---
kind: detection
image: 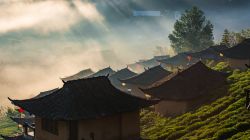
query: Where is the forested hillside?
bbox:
[141,69,250,140]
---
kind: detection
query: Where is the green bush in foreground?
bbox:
[0,117,21,140]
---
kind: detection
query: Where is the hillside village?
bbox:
[0,38,249,140]
[0,1,250,140]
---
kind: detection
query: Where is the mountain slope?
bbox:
[141,69,250,140]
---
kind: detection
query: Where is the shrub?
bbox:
[236,122,250,132]
[214,128,238,140]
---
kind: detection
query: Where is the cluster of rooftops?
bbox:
[2,38,249,140]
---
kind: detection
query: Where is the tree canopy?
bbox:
[169,7,214,53]
[221,29,230,47]
[221,28,250,47]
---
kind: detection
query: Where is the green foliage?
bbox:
[220,28,250,47]
[6,107,19,118]
[0,117,21,140]
[221,29,230,47]
[212,62,232,73]
[214,127,238,140]
[169,6,214,53]
[141,70,250,139]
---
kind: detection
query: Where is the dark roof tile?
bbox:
[120,65,171,87]
[9,77,158,120]
[142,62,227,101]
[109,68,137,89]
[190,45,228,60]
[222,38,250,59]
[33,88,59,99]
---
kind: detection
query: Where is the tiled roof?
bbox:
[222,38,250,59]
[142,62,227,101]
[9,76,158,120]
[120,65,171,87]
[190,45,228,60]
[109,68,137,89]
[33,88,59,99]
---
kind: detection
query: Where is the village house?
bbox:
[120,65,171,98]
[142,62,227,117]
[221,38,250,70]
[9,76,158,140]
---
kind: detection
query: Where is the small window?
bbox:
[41,119,58,135]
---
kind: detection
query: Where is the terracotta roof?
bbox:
[109,68,137,89]
[61,69,94,82]
[33,88,59,99]
[190,45,228,60]
[222,38,250,59]
[120,65,171,87]
[158,52,199,66]
[87,67,115,78]
[0,135,33,140]
[142,62,227,101]
[9,76,158,120]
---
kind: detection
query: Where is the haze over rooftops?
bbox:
[9,76,158,120]
[142,62,227,101]
[61,68,94,82]
[139,55,169,68]
[158,52,199,66]
[221,38,250,59]
[87,67,115,78]
[127,55,169,73]
[120,65,171,87]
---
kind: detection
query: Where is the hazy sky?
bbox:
[0,0,249,106]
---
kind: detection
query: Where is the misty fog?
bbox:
[0,0,249,106]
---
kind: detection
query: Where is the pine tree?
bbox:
[221,29,230,47]
[168,7,214,53]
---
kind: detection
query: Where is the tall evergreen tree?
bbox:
[169,7,214,53]
[221,29,230,47]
